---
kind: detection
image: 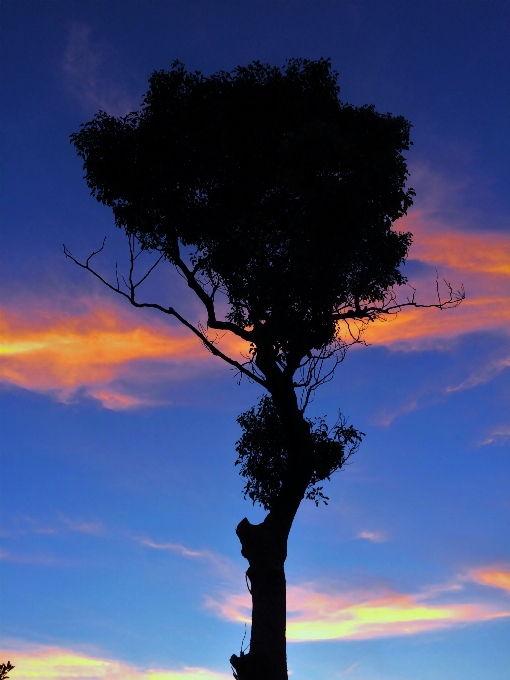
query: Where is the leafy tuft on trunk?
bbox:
[235,395,363,510]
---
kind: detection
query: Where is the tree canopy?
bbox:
[71,58,414,378]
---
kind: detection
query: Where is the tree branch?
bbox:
[171,248,254,342]
[63,241,267,388]
[333,278,465,323]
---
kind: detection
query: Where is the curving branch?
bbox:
[170,247,254,342]
[63,240,267,388]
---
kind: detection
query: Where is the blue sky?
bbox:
[1,2,509,679]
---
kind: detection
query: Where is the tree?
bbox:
[67,58,463,680]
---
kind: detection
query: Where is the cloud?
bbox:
[358,199,510,350]
[0,514,104,539]
[62,24,135,115]
[337,663,358,676]
[0,644,231,680]
[361,296,510,349]
[446,354,510,392]
[0,549,63,566]
[60,516,104,536]
[208,579,510,642]
[471,568,510,594]
[478,426,510,447]
[403,210,510,278]
[357,531,386,543]
[137,537,242,583]
[0,298,246,409]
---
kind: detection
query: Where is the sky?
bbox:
[1,1,509,679]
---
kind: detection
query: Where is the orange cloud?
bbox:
[353,208,510,348]
[403,211,510,277]
[362,296,510,347]
[0,299,246,408]
[472,568,510,594]
[209,581,510,642]
[0,644,231,680]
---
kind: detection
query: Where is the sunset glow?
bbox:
[0,646,231,680]
[472,569,510,594]
[403,211,510,277]
[0,301,245,407]
[209,581,510,642]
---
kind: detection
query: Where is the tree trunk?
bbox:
[229,363,314,679]
[230,516,288,680]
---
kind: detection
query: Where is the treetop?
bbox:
[71,58,414,377]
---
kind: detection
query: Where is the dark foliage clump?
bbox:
[235,396,363,510]
[0,662,14,680]
[70,58,414,360]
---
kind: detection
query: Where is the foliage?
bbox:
[235,396,363,510]
[70,58,414,366]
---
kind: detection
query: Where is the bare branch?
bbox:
[63,242,267,388]
[333,279,465,323]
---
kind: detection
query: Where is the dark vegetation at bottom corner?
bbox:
[0,662,14,680]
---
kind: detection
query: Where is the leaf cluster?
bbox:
[235,396,363,510]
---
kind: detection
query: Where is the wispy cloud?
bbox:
[208,576,510,642]
[0,644,231,680]
[337,663,358,676]
[478,426,510,447]
[3,173,510,410]
[60,516,104,536]
[0,548,64,567]
[0,514,104,538]
[447,353,510,393]
[137,537,242,583]
[62,24,136,115]
[357,531,386,543]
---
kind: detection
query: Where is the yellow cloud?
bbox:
[208,581,510,642]
[0,646,231,680]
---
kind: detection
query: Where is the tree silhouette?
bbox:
[68,58,463,680]
[0,662,14,680]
